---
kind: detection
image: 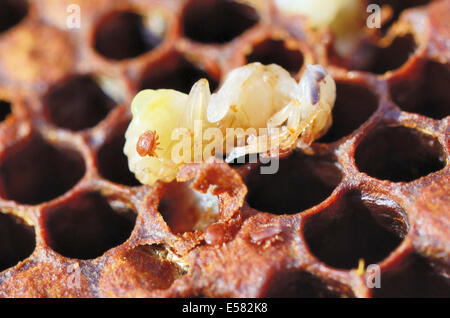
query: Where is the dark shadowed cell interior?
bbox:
[0,212,35,271]
[43,75,116,131]
[182,0,259,44]
[98,121,141,187]
[0,135,85,205]
[0,0,28,33]
[246,39,304,76]
[390,61,450,119]
[139,52,219,93]
[0,100,12,122]
[303,190,408,269]
[45,192,136,259]
[319,82,378,143]
[95,11,163,60]
[355,126,445,182]
[245,152,342,215]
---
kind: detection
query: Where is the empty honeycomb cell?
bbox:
[355,126,445,182]
[0,0,28,33]
[264,270,354,298]
[319,82,379,143]
[0,135,85,205]
[182,0,259,44]
[94,11,164,60]
[372,254,450,297]
[45,192,137,260]
[335,34,417,74]
[0,100,12,122]
[303,190,408,270]
[369,34,417,75]
[245,39,304,75]
[245,152,342,215]
[390,61,450,119]
[139,52,219,93]
[43,75,117,131]
[98,121,140,187]
[0,212,35,272]
[158,181,218,234]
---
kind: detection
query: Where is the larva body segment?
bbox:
[124,89,189,185]
[124,63,336,185]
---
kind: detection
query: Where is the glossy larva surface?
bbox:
[124,63,336,185]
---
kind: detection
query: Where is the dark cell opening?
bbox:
[265,270,354,298]
[332,34,417,75]
[139,52,219,93]
[246,39,304,75]
[390,61,450,119]
[245,152,342,215]
[98,121,140,187]
[182,0,259,44]
[355,126,445,182]
[94,11,163,60]
[0,212,35,272]
[0,135,85,205]
[303,191,408,269]
[319,82,379,143]
[373,254,450,297]
[369,34,417,75]
[43,75,117,131]
[0,0,28,33]
[0,100,12,123]
[45,192,136,260]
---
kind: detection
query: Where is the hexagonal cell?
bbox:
[370,34,417,75]
[139,52,219,93]
[303,190,408,270]
[333,34,417,74]
[372,254,450,297]
[319,82,379,143]
[158,181,219,234]
[0,212,35,272]
[45,192,137,260]
[390,61,450,119]
[265,270,354,298]
[0,135,85,205]
[43,75,117,131]
[245,39,304,75]
[0,100,12,123]
[98,121,140,187]
[355,126,445,182]
[94,11,164,60]
[182,0,259,44]
[245,152,342,215]
[0,0,28,33]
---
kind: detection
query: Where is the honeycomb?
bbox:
[0,0,448,298]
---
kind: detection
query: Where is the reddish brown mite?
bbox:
[136,130,161,157]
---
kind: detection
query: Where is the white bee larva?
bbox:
[124,62,336,185]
